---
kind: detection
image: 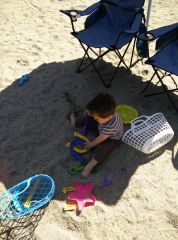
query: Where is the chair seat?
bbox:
[73,10,135,49]
[146,39,178,76]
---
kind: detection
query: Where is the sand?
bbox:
[0,0,178,239]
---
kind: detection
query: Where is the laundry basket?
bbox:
[122,113,174,154]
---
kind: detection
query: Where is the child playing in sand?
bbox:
[70,93,123,178]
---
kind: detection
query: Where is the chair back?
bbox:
[105,0,145,9]
[86,0,145,32]
[105,4,135,31]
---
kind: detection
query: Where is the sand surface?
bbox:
[0,0,178,239]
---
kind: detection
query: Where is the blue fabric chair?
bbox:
[140,22,178,111]
[61,0,146,87]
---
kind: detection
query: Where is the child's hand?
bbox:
[84,141,93,150]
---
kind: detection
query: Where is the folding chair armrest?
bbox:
[137,32,155,41]
[139,22,178,41]
[148,22,178,39]
[60,1,101,21]
[60,10,81,22]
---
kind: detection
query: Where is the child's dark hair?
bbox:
[86,93,116,118]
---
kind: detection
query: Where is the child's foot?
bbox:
[81,159,97,178]
[70,112,76,127]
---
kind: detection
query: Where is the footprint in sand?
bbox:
[16,58,29,66]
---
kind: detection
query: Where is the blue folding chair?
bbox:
[61,0,146,87]
[140,22,178,111]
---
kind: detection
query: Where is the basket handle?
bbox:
[131,115,149,128]
[13,179,31,196]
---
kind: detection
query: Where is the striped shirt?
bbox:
[98,113,123,140]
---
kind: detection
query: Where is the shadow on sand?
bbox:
[0,57,177,217]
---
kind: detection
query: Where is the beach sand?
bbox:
[0,0,178,239]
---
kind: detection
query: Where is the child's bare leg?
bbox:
[81,158,97,178]
[70,113,76,127]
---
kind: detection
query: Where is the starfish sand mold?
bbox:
[68,181,96,212]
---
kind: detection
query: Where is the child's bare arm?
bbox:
[85,134,109,149]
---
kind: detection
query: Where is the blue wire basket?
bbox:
[0,174,55,220]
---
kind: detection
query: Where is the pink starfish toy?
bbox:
[68,181,96,212]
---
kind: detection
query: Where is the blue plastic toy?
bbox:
[0,174,55,220]
[19,74,29,86]
[69,137,87,163]
[68,113,89,163]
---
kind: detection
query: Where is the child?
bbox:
[70,93,123,178]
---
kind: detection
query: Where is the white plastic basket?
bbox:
[122,112,174,154]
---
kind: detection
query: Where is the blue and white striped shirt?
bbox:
[98,113,123,140]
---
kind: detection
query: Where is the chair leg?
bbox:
[115,40,132,70]
[155,69,178,111]
[78,42,112,87]
[106,41,134,87]
[106,51,129,87]
[142,71,156,93]
[77,48,89,73]
[104,45,131,88]
[76,39,137,88]
[142,67,169,94]
[143,67,178,112]
[129,37,137,68]
[77,43,110,72]
[77,44,100,73]
[115,38,140,70]
[115,50,129,70]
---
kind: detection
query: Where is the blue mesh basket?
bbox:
[0,174,55,220]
